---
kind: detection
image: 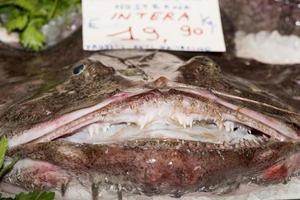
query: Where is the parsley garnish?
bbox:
[0,0,81,51]
[0,191,55,200]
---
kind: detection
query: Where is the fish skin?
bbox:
[7,139,300,196]
[1,53,299,141]
[0,0,300,198]
[0,48,299,197]
[0,49,299,197]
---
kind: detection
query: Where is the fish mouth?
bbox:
[8,87,299,148]
[4,86,300,198]
[56,90,270,146]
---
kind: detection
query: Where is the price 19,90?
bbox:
[107,25,204,42]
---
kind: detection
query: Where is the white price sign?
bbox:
[82,0,226,52]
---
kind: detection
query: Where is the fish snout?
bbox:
[152,76,170,88]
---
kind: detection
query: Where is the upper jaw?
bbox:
[8,81,299,149]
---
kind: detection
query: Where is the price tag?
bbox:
[82,0,226,52]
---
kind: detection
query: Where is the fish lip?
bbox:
[8,87,299,148]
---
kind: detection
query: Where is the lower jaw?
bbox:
[6,138,297,199]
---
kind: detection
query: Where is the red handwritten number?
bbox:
[107,26,138,41]
[143,27,160,41]
[180,25,203,36]
[181,25,192,36]
[108,26,204,41]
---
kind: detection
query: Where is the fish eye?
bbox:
[73,64,85,75]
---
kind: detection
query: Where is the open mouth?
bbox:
[4,87,300,199]
[59,94,269,146]
[61,118,267,145]
[9,88,298,149]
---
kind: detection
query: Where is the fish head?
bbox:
[1,50,300,199]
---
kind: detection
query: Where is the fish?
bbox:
[0,49,299,199]
[0,1,299,199]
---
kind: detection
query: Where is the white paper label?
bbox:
[82,0,226,52]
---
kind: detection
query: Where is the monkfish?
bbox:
[0,50,299,199]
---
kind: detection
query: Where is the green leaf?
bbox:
[0,0,37,13]
[0,156,19,178]
[0,137,8,168]
[0,0,81,51]
[5,14,28,31]
[20,22,45,51]
[57,0,81,16]
[0,193,13,200]
[0,6,21,24]
[48,0,58,20]
[15,191,55,200]
[0,6,15,16]
[0,191,55,200]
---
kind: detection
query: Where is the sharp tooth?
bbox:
[139,118,148,129]
[224,121,235,132]
[241,139,247,147]
[189,118,193,128]
[238,140,243,148]
[256,137,265,144]
[140,123,146,129]
[183,121,187,128]
[88,125,95,137]
[245,140,251,147]
[234,143,240,148]
[224,123,231,132]
[102,123,110,132]
[217,121,224,130]
[253,139,260,145]
[219,142,226,149]
[262,135,269,141]
[249,140,258,147]
[184,118,188,128]
[176,116,182,127]
[224,142,231,149]
[177,115,189,128]
[237,126,244,132]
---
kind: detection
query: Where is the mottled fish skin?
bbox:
[1,53,299,141]
[0,0,300,198]
[0,50,299,198]
[7,139,300,196]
